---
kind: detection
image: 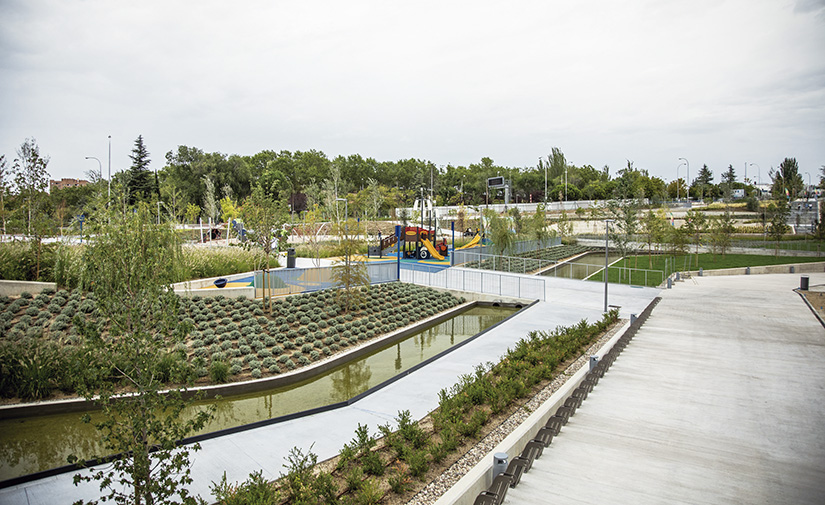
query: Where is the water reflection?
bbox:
[0,306,515,481]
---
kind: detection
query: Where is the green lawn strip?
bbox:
[217,311,620,504]
[588,253,824,287]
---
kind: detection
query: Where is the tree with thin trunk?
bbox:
[640,209,666,268]
[683,209,706,268]
[332,218,370,313]
[766,198,790,256]
[70,204,213,505]
[241,185,286,313]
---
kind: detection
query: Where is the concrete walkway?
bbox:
[505,273,825,505]
[0,278,658,504]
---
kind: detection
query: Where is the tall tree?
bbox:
[12,138,50,236]
[241,185,286,312]
[71,204,212,505]
[127,135,155,205]
[766,198,790,256]
[693,164,714,201]
[683,209,706,268]
[721,164,736,200]
[331,218,370,313]
[770,157,803,199]
[202,176,219,225]
[640,209,666,268]
[0,154,8,236]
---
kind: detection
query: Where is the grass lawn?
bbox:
[588,253,824,287]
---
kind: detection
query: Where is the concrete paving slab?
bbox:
[505,273,825,505]
[0,277,659,504]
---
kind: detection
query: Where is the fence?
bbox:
[254,262,397,298]
[452,237,561,266]
[400,267,546,301]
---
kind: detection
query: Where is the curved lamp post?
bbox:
[678,157,690,201]
[85,156,102,181]
[604,219,614,313]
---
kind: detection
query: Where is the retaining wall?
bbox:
[0,280,57,297]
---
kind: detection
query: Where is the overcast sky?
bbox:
[1,0,823,186]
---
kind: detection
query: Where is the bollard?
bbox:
[699,267,703,277]
[589,355,599,371]
[745,266,750,275]
[675,272,681,281]
[492,452,509,479]
[667,277,672,289]
[630,313,637,325]
[790,266,795,274]
[801,275,809,291]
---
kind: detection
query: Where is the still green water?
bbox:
[0,306,515,482]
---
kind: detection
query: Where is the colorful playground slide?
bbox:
[421,238,445,260]
[456,234,481,250]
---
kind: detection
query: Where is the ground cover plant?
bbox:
[0,282,463,402]
[461,244,596,273]
[211,310,620,504]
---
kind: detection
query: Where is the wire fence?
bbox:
[254,262,397,298]
[400,267,546,301]
[452,237,561,265]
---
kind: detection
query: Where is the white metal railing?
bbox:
[400,266,545,301]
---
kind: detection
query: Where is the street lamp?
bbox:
[107,135,112,201]
[749,163,760,185]
[85,156,102,181]
[335,197,348,223]
[604,219,614,313]
[676,161,686,202]
[678,157,689,201]
[806,172,812,200]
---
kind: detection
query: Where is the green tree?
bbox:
[12,138,50,237]
[486,210,515,258]
[332,219,370,313]
[770,157,804,200]
[71,204,212,505]
[604,198,640,262]
[766,198,790,256]
[202,176,219,225]
[709,207,736,258]
[640,209,666,268]
[0,154,8,236]
[683,209,706,268]
[529,204,550,248]
[219,194,238,243]
[240,185,286,312]
[555,210,573,242]
[693,164,714,201]
[126,135,155,205]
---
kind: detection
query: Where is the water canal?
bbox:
[540,252,622,280]
[0,305,517,482]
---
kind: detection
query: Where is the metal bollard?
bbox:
[790,266,795,274]
[745,267,750,275]
[492,452,509,479]
[699,267,703,277]
[667,277,672,289]
[589,355,599,371]
[801,275,809,291]
[630,313,637,325]
[675,272,681,281]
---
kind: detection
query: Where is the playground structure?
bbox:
[372,225,449,260]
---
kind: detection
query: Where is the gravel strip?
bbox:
[405,322,624,505]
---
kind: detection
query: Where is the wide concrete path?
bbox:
[506,273,825,505]
[0,278,658,504]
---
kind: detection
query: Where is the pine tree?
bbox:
[127,135,154,204]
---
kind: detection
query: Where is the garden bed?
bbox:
[0,283,466,406]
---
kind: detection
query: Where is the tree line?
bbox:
[1,137,822,237]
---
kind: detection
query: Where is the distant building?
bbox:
[732,188,745,199]
[50,178,90,191]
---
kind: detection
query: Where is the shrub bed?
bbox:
[0,283,463,402]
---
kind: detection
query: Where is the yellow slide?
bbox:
[457,234,481,250]
[421,238,445,260]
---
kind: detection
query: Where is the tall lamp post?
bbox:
[677,161,686,202]
[604,219,614,313]
[749,163,760,185]
[678,157,689,201]
[806,172,812,200]
[107,135,112,201]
